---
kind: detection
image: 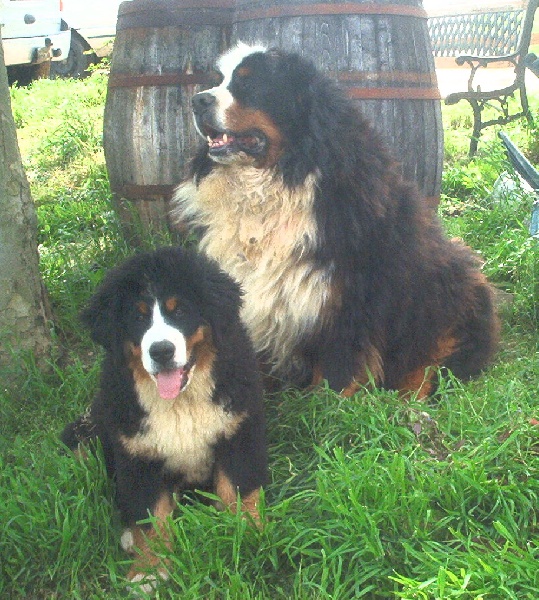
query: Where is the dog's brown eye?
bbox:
[136,301,150,320]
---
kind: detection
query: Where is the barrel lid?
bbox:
[233,2,428,21]
[117,0,235,29]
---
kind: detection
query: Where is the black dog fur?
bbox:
[174,43,500,396]
[62,246,267,586]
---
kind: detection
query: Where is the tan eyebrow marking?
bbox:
[136,301,150,315]
[237,66,251,77]
[165,297,178,312]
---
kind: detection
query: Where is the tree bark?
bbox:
[0,35,52,368]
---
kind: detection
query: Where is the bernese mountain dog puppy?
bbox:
[173,43,499,396]
[61,246,267,591]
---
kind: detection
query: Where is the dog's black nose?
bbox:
[149,341,176,365]
[192,92,216,114]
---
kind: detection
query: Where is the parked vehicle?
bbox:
[0,0,71,81]
[50,0,126,78]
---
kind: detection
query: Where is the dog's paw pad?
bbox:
[128,570,169,596]
[129,572,158,594]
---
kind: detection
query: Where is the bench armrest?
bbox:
[445,84,520,105]
[446,51,524,100]
[454,52,521,67]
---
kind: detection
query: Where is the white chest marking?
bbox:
[173,167,334,372]
[121,369,242,483]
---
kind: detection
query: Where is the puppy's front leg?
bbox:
[114,454,174,591]
[213,417,267,526]
[124,491,174,593]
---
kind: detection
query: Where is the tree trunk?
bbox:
[0,35,52,368]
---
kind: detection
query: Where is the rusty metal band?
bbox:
[347,87,441,100]
[112,184,177,200]
[108,73,219,88]
[335,70,438,85]
[108,70,439,90]
[234,3,428,22]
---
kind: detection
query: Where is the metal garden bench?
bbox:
[428,1,539,155]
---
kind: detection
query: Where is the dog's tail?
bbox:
[60,408,99,450]
[445,278,500,380]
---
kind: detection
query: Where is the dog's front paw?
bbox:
[120,528,135,554]
[128,569,169,596]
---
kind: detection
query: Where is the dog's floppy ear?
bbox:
[81,253,149,351]
[80,261,141,351]
[80,281,121,351]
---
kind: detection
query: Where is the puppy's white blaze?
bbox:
[140,302,187,375]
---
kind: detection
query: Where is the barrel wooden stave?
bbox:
[103,4,230,243]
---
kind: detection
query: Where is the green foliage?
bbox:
[0,75,537,599]
[440,102,539,328]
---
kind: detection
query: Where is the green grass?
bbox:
[0,73,538,599]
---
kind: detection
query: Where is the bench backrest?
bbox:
[428,1,538,58]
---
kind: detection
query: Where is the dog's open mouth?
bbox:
[154,359,195,400]
[202,124,267,157]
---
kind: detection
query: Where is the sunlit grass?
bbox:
[0,73,537,599]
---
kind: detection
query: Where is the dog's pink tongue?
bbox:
[156,369,184,400]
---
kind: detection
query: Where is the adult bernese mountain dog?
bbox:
[61,246,267,591]
[173,43,500,396]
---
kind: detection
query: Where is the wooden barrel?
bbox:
[232,0,443,206]
[103,0,234,244]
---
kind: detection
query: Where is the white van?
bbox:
[0,0,71,69]
[50,0,125,78]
